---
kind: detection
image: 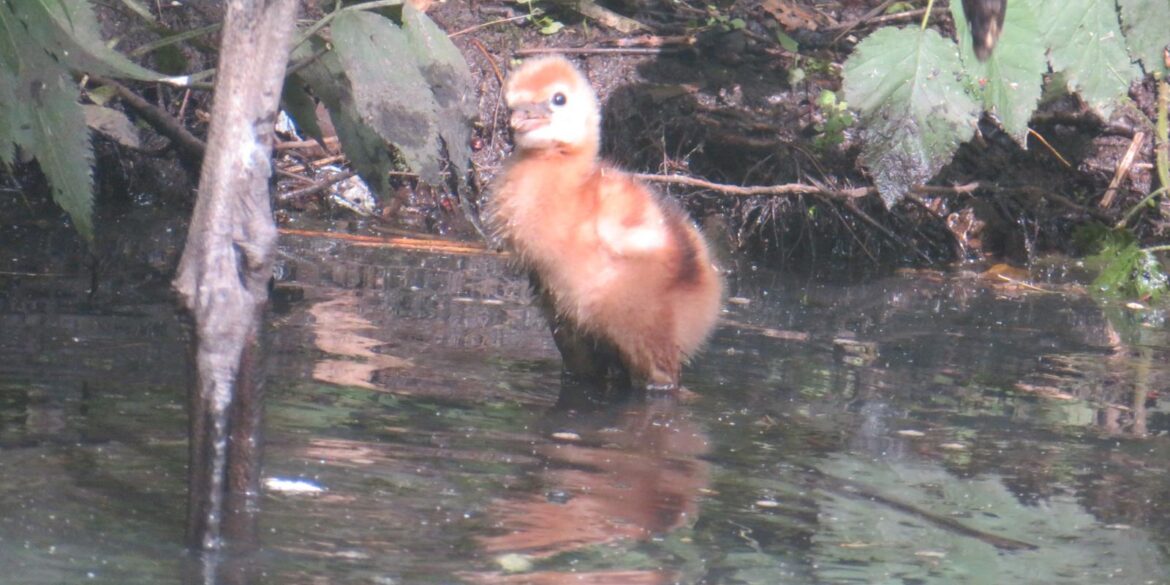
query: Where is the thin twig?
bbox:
[90,75,206,159]
[177,88,192,123]
[633,173,981,201]
[914,183,981,196]
[996,273,1061,294]
[0,270,68,277]
[809,467,1038,551]
[1100,131,1145,208]
[278,170,356,202]
[276,136,340,151]
[448,13,530,38]
[276,168,316,184]
[844,198,934,263]
[281,154,346,174]
[1015,186,1113,223]
[514,46,680,57]
[469,37,505,148]
[278,227,490,255]
[831,0,896,42]
[1116,186,1168,229]
[633,173,862,197]
[871,8,928,27]
[1028,128,1073,168]
[604,35,695,48]
[470,38,505,87]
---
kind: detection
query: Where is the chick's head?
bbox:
[504,56,600,154]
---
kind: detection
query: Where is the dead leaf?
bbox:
[83,105,140,148]
[761,0,836,31]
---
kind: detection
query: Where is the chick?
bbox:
[489,56,723,391]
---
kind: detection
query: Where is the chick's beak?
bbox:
[509,103,552,134]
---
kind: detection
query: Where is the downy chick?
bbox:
[489,56,723,391]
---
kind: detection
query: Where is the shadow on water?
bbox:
[3,227,1170,583]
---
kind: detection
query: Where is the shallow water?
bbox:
[2,231,1170,584]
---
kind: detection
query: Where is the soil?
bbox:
[5,1,1165,283]
[421,0,1166,277]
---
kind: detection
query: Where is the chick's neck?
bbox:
[515,136,600,182]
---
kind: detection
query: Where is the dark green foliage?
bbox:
[842,27,980,206]
[1118,0,1170,77]
[291,38,401,198]
[812,90,853,151]
[952,0,1045,144]
[1081,227,1169,300]
[0,0,162,244]
[842,1,1154,206]
[285,3,476,197]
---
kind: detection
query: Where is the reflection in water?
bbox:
[5,226,1170,584]
[308,293,412,390]
[470,398,709,584]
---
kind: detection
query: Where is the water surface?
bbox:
[2,231,1169,584]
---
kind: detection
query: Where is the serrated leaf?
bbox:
[291,40,396,197]
[30,73,95,242]
[332,10,444,183]
[1091,234,1170,300]
[1118,0,1170,77]
[842,27,980,206]
[951,0,1045,146]
[0,68,22,164]
[1035,0,1141,119]
[0,2,99,242]
[400,3,476,182]
[20,0,163,80]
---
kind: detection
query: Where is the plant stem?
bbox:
[129,23,222,58]
[294,0,405,52]
[920,0,936,29]
[1116,186,1168,229]
[1145,245,1170,253]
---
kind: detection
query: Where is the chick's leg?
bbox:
[530,272,631,399]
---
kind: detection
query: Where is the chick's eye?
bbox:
[550,92,567,107]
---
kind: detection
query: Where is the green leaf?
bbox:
[0,2,102,242]
[332,10,445,183]
[400,3,476,182]
[1035,0,1141,119]
[775,31,799,53]
[537,17,564,35]
[1118,0,1170,77]
[1084,229,1170,300]
[812,456,1169,584]
[952,0,1046,146]
[291,40,397,197]
[842,27,980,206]
[20,0,163,81]
[0,68,24,165]
[30,74,95,242]
[1089,232,1170,300]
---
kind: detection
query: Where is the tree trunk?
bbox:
[173,0,299,552]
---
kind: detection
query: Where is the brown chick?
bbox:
[489,56,723,391]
